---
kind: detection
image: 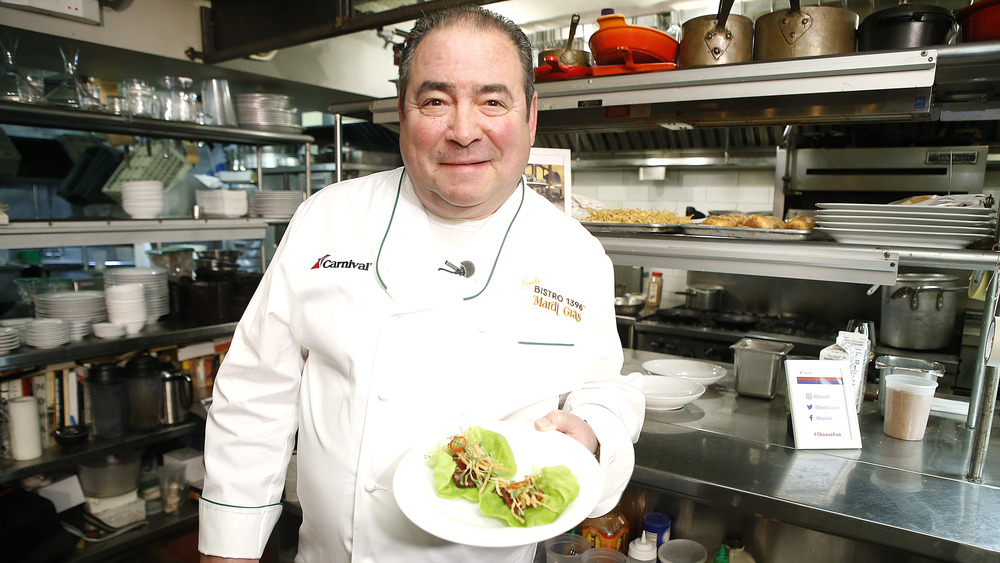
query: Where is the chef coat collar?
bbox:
[375,168,525,302]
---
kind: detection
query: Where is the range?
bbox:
[627,307,842,363]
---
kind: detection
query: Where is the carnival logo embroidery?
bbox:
[524,277,584,322]
[311,254,372,271]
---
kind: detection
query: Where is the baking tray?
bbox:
[681,224,813,240]
[583,222,685,234]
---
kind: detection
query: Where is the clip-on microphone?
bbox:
[438,260,475,278]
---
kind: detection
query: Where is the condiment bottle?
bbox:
[725,534,757,563]
[626,535,656,563]
[641,511,671,548]
[581,504,630,553]
[646,271,663,311]
[714,544,729,563]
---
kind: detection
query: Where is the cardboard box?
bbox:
[37,475,85,513]
[163,447,205,485]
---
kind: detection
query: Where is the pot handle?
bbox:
[908,285,960,311]
[181,372,194,409]
[565,14,580,52]
[716,0,735,30]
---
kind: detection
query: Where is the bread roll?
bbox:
[785,216,815,230]
[703,214,741,227]
[744,214,785,229]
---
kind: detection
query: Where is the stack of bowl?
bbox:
[195,189,248,218]
[121,180,165,219]
[104,284,146,335]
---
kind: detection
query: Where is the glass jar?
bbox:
[121,78,155,117]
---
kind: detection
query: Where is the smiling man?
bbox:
[198,5,643,563]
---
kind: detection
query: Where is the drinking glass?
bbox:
[847,319,877,387]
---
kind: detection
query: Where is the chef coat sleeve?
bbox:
[198,200,311,559]
[563,252,645,517]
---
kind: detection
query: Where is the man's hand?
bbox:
[534,410,598,454]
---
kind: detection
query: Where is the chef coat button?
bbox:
[364,481,378,493]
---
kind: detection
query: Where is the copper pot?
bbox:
[753,0,858,61]
[678,0,753,68]
[538,14,591,67]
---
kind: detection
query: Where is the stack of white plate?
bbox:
[104,283,147,335]
[25,319,71,348]
[69,320,92,341]
[816,202,997,249]
[121,180,165,219]
[34,291,107,323]
[196,189,248,218]
[0,327,21,354]
[92,322,127,339]
[104,267,170,322]
[249,190,305,219]
[0,318,30,345]
[235,93,302,134]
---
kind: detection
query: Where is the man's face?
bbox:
[398,24,537,220]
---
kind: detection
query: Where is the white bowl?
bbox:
[122,320,145,335]
[642,375,706,411]
[92,322,126,339]
[642,359,728,386]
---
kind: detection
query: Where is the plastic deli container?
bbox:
[731,338,794,399]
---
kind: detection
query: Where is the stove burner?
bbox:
[653,307,839,341]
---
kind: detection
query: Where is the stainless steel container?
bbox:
[875,355,944,416]
[677,284,724,311]
[880,273,961,350]
[731,338,795,399]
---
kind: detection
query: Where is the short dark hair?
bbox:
[398,3,534,115]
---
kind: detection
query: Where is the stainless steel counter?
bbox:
[625,350,1000,562]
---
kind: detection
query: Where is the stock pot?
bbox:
[677,0,753,67]
[753,0,858,61]
[676,284,724,311]
[880,273,961,350]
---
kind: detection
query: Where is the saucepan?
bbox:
[675,284,724,311]
[956,0,1000,43]
[615,294,646,315]
[677,0,753,67]
[753,0,858,61]
[538,14,591,67]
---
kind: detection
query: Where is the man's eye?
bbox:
[423,99,442,106]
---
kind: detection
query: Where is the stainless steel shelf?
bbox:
[0,419,202,486]
[0,100,314,145]
[0,321,238,372]
[0,219,269,249]
[596,234,1000,285]
[357,43,1000,128]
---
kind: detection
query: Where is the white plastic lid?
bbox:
[629,536,657,559]
[884,374,938,395]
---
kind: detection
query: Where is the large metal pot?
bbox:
[880,273,961,350]
[676,284,724,311]
[857,4,956,52]
[753,0,859,61]
[677,0,753,68]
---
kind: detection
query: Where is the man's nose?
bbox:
[447,105,483,146]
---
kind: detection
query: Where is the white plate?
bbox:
[816,202,995,216]
[815,212,996,228]
[642,359,728,386]
[815,220,995,235]
[642,376,706,411]
[392,420,602,547]
[816,226,990,248]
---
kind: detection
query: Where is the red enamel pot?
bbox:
[957,0,1000,42]
[588,14,679,65]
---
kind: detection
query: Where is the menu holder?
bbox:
[785,359,862,450]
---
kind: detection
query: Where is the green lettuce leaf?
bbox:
[479,465,580,527]
[427,426,517,503]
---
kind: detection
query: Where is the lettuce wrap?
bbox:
[479,465,580,527]
[427,426,517,503]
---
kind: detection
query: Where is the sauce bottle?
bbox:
[645,271,663,311]
[581,504,630,553]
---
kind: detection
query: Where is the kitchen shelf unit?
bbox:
[0,219,269,250]
[355,42,1000,129]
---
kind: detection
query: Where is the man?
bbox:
[198,5,643,562]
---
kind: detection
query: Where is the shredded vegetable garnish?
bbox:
[582,207,693,224]
[449,429,510,493]
[493,474,555,524]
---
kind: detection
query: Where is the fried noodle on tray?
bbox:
[583,207,693,224]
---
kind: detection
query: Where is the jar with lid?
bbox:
[86,362,128,438]
[581,504,630,553]
[125,354,163,431]
[724,534,757,563]
[120,78,155,117]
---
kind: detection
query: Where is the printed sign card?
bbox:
[785,359,862,450]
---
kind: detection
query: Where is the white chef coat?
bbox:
[199,167,644,562]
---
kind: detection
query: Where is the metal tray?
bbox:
[681,224,813,240]
[582,222,685,234]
